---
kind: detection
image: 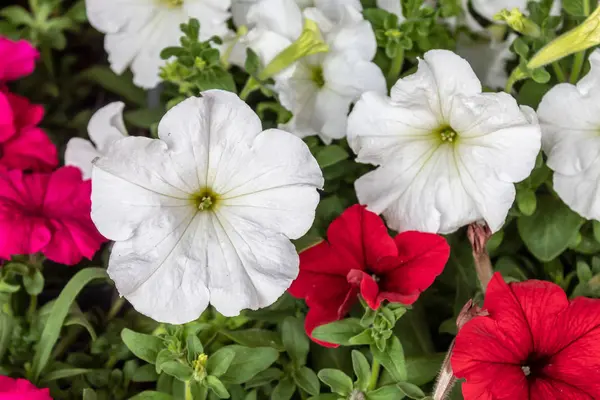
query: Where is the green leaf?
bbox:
[220,329,284,351]
[23,269,44,295]
[371,336,407,382]
[0,313,15,361]
[245,48,262,77]
[64,313,97,341]
[293,366,320,396]
[517,80,550,109]
[351,350,371,391]
[124,108,164,128]
[219,346,279,384]
[518,195,584,261]
[367,385,404,400]
[207,347,236,377]
[129,391,174,400]
[577,260,593,282]
[82,388,97,400]
[121,328,163,364]
[0,6,33,25]
[132,364,159,382]
[315,145,349,168]
[41,368,90,382]
[516,188,537,216]
[311,319,365,346]
[186,334,204,364]
[80,66,146,106]
[282,317,309,367]
[206,375,230,399]
[272,377,296,400]
[562,0,588,16]
[317,369,353,396]
[397,382,426,399]
[31,268,109,383]
[244,367,283,388]
[161,361,193,381]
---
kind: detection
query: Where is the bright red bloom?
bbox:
[0,167,107,265]
[0,91,57,172]
[0,37,39,82]
[0,376,51,400]
[451,273,600,400]
[289,205,450,346]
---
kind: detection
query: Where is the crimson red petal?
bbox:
[529,378,594,400]
[347,269,380,309]
[327,204,397,271]
[541,297,600,396]
[1,127,58,172]
[460,363,528,400]
[372,231,449,305]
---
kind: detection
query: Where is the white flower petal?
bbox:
[109,210,209,324]
[247,0,303,41]
[324,51,386,98]
[314,0,362,21]
[232,0,259,27]
[376,0,405,21]
[92,136,194,241]
[88,102,128,151]
[472,0,561,21]
[553,166,600,220]
[208,210,299,316]
[347,91,440,164]
[65,138,102,180]
[85,0,155,34]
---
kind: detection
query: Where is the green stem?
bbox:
[27,295,37,322]
[185,381,193,400]
[106,297,125,322]
[51,326,83,361]
[368,360,381,391]
[239,77,259,101]
[386,48,405,88]
[551,62,567,82]
[570,50,586,84]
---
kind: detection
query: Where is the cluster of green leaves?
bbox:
[160,19,236,107]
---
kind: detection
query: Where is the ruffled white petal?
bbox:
[376,0,405,21]
[92,91,323,322]
[247,0,303,41]
[471,0,561,21]
[313,0,362,21]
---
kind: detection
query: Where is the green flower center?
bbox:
[311,66,325,88]
[161,0,184,7]
[193,188,219,211]
[435,125,458,144]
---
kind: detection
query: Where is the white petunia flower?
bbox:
[91,90,323,323]
[537,50,600,220]
[65,102,128,180]
[348,50,541,234]
[242,0,386,143]
[456,33,516,89]
[471,0,561,22]
[85,0,231,89]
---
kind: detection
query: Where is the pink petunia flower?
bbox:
[0,37,39,82]
[0,166,107,265]
[0,375,51,400]
[0,90,57,172]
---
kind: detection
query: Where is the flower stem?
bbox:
[27,295,37,322]
[368,359,381,391]
[432,341,456,400]
[106,297,125,322]
[569,50,587,84]
[185,381,193,400]
[387,48,405,88]
[551,62,567,82]
[239,77,259,101]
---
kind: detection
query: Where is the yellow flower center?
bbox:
[435,126,458,144]
[161,0,184,7]
[193,188,219,211]
[311,66,325,88]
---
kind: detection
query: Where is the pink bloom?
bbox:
[0,376,51,400]
[0,167,107,265]
[0,90,57,172]
[0,37,39,82]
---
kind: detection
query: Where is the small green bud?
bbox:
[494,8,541,38]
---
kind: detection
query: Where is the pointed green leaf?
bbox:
[317,369,353,396]
[351,350,371,391]
[121,328,163,364]
[293,366,320,396]
[207,347,235,377]
[282,317,309,367]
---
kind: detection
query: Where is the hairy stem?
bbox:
[368,359,381,391]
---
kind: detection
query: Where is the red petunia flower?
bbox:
[0,91,57,172]
[451,273,600,399]
[0,376,51,400]
[0,167,107,265]
[0,36,39,82]
[289,205,450,346]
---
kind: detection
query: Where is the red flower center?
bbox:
[521,353,549,379]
